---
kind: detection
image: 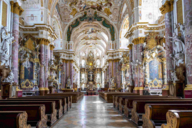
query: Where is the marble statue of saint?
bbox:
[169,33,185,54]
[0,27,14,67]
[171,71,178,82]
[3,71,14,84]
[110,77,115,88]
[169,32,185,66]
[11,82,17,98]
[67,77,71,88]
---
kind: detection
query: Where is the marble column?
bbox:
[10,2,23,86]
[132,39,139,94]
[39,39,45,95]
[108,60,112,87]
[184,0,192,98]
[138,38,145,95]
[112,61,116,77]
[61,59,66,89]
[49,45,54,76]
[50,45,54,60]
[71,61,74,88]
[160,1,174,96]
[128,44,133,87]
[44,40,49,94]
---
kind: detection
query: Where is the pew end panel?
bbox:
[162,110,192,128]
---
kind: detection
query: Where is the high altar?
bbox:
[80,51,101,93]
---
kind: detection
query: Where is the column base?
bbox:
[44,88,49,95]
[184,84,192,98]
[133,87,144,95]
[48,87,55,94]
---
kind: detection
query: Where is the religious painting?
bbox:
[149,58,163,81]
[149,58,159,80]
[24,62,34,80]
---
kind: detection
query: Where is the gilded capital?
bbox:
[128,44,133,50]
[11,2,24,16]
[62,59,66,63]
[50,45,55,50]
[159,0,174,14]
[132,37,145,45]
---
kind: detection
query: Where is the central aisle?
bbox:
[53,96,136,128]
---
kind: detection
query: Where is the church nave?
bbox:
[53,96,136,128]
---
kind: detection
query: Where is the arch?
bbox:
[119,15,129,49]
[66,10,116,41]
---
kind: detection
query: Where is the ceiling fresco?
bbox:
[58,0,121,23]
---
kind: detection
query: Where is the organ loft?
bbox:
[0,0,191,128]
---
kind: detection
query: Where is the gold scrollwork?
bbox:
[148,78,162,88]
[21,79,34,88]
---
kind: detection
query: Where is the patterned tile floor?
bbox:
[53,96,137,128]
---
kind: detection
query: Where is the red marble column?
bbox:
[184,0,192,98]
[71,61,74,88]
[49,45,54,76]
[108,60,113,87]
[10,2,23,86]
[138,39,145,95]
[113,60,116,85]
[133,42,138,94]
[39,39,45,95]
[44,40,49,94]
[128,44,133,86]
[160,1,174,96]
[61,59,66,89]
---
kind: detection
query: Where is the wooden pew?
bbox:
[18,95,71,113]
[42,95,72,110]
[162,110,192,128]
[0,100,57,126]
[8,98,63,119]
[119,96,179,118]
[0,111,31,128]
[0,104,47,128]
[113,95,167,110]
[47,92,83,103]
[99,92,105,99]
[101,92,139,103]
[142,104,192,128]
[131,99,192,126]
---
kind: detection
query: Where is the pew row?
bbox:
[99,92,139,103]
[121,97,179,118]
[0,100,57,126]
[46,92,84,103]
[162,110,192,128]
[0,104,47,128]
[131,99,192,126]
[0,111,31,128]
[17,95,71,113]
[8,98,63,119]
[142,104,192,128]
[113,95,172,111]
